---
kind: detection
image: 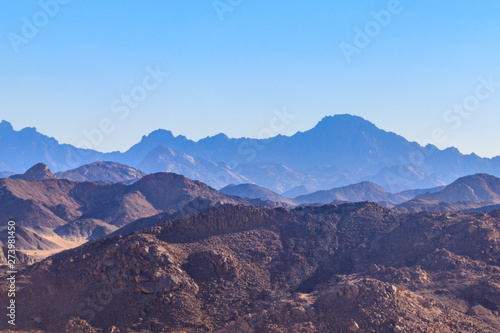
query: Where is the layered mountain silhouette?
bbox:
[295,181,396,204]
[136,146,248,188]
[0,168,285,251]
[220,183,296,205]
[393,173,500,212]
[294,181,443,206]
[282,185,312,198]
[8,161,146,184]
[3,115,500,192]
[415,173,500,203]
[4,116,500,332]
[0,120,104,172]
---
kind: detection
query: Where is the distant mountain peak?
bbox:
[55,161,145,184]
[416,173,500,203]
[321,114,366,122]
[144,129,175,140]
[202,133,230,142]
[20,126,38,133]
[295,181,390,204]
[219,183,296,205]
[0,120,13,132]
[309,114,379,135]
[10,162,57,181]
[318,114,375,125]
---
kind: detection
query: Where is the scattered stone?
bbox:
[349,321,360,331]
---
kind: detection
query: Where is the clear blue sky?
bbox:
[1,1,499,156]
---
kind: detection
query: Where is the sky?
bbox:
[0,1,499,156]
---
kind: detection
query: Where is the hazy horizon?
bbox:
[1,1,500,156]
[2,113,499,160]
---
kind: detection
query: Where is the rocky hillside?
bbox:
[56,161,146,184]
[0,245,35,266]
[0,170,283,251]
[9,163,57,181]
[416,173,500,203]
[4,203,500,332]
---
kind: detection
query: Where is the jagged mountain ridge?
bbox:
[136,146,249,188]
[2,115,500,192]
[0,120,105,172]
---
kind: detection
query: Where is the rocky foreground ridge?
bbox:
[2,202,500,332]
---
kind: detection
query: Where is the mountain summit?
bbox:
[416,173,500,203]
[10,163,57,181]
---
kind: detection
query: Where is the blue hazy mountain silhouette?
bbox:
[0,120,105,172]
[1,115,500,192]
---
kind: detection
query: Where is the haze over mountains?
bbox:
[3,115,500,193]
[220,183,296,205]
[295,181,409,205]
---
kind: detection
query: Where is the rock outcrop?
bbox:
[4,203,500,332]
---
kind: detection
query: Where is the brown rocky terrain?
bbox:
[9,163,57,181]
[0,169,286,251]
[0,245,35,266]
[3,202,500,332]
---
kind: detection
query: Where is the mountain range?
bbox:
[293,181,435,205]
[3,160,500,331]
[3,114,500,193]
[5,158,500,254]
[0,169,286,253]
